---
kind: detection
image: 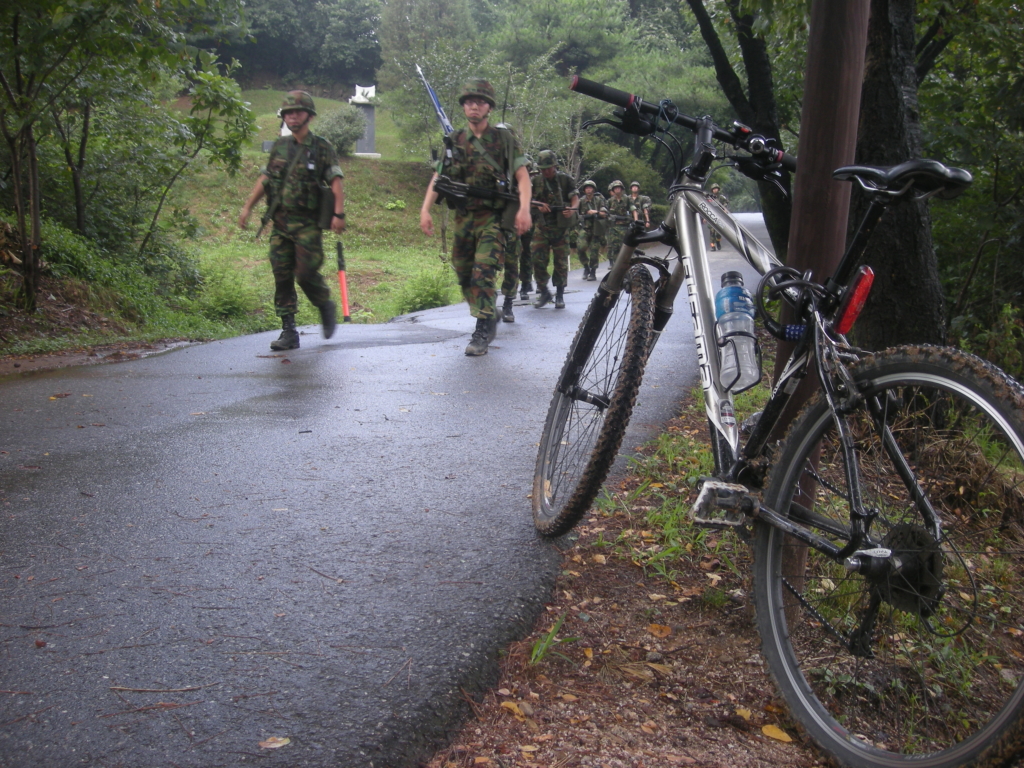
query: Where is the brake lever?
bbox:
[732,156,789,198]
[581,117,624,132]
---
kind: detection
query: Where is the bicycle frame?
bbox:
[599,182,789,475]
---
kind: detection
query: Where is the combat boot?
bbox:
[533,286,553,308]
[520,280,532,300]
[319,300,337,339]
[486,312,499,343]
[465,317,490,356]
[555,286,566,309]
[501,296,515,323]
[270,315,299,351]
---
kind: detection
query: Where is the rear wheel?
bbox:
[533,265,654,537]
[755,346,1024,768]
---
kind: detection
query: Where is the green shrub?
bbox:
[391,266,459,315]
[317,104,367,156]
[196,262,263,320]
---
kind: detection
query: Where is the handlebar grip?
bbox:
[569,76,636,110]
[778,152,797,173]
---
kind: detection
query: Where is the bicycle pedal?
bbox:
[690,480,755,527]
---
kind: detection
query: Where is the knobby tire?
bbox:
[754,346,1024,768]
[533,265,655,537]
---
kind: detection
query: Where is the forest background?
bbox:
[0,0,1021,379]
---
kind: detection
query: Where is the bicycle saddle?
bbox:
[832,159,973,199]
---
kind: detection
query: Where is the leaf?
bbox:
[648,593,667,601]
[520,744,539,752]
[583,647,593,659]
[500,701,525,721]
[648,623,672,638]
[762,724,793,742]
[592,554,606,564]
[645,663,673,676]
[258,736,291,749]
[736,708,752,720]
[640,720,658,733]
[560,693,578,702]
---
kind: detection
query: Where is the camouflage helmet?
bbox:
[536,150,558,169]
[458,78,496,108]
[630,180,641,188]
[608,179,625,192]
[581,179,597,190]
[279,90,317,117]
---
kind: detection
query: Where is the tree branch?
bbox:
[683,0,755,124]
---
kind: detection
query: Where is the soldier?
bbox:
[238,91,345,351]
[604,180,631,267]
[707,183,729,251]
[629,181,652,229]
[419,78,532,356]
[577,180,607,281]
[530,150,579,309]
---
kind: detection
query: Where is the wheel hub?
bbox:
[872,523,945,617]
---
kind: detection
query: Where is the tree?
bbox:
[137,61,256,258]
[682,0,795,262]
[848,0,945,349]
[0,0,247,310]
[918,0,1024,371]
[489,0,631,74]
[209,0,383,86]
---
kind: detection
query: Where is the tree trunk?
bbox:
[849,0,946,348]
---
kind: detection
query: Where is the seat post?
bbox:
[832,198,888,287]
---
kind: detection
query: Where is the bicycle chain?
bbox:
[782,576,852,653]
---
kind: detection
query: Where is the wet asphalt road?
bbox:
[0,216,769,768]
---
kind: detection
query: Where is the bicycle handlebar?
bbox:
[570,75,797,173]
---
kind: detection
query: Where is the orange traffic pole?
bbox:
[336,240,351,322]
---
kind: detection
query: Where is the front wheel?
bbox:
[754,346,1024,767]
[533,265,655,537]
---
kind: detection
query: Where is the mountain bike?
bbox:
[533,76,1024,768]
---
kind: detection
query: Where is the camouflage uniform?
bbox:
[500,225,521,299]
[442,126,526,319]
[629,192,652,227]
[264,132,344,317]
[604,191,632,263]
[577,189,607,275]
[530,170,577,291]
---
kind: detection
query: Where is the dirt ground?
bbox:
[423,409,825,768]
[0,275,191,377]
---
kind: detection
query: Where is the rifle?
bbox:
[607,213,633,223]
[432,176,569,214]
[416,64,455,167]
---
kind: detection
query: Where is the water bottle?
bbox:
[715,271,760,392]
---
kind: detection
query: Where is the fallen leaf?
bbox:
[560,694,578,702]
[520,745,539,752]
[645,663,673,676]
[258,736,291,749]
[762,724,793,742]
[648,623,672,638]
[497,688,512,696]
[736,708,752,720]
[640,720,658,734]
[583,647,593,660]
[648,594,667,601]
[592,554,606,564]
[473,758,491,765]
[500,701,525,721]
[34,639,46,648]
[705,573,723,585]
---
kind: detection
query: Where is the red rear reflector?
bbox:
[834,266,875,335]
